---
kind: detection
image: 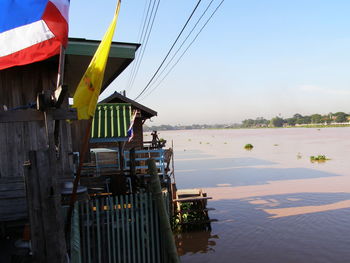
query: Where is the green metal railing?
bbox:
[76,193,167,263]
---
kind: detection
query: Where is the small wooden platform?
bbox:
[173,188,215,230]
[173,196,212,203]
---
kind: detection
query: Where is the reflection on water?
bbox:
[158,128,350,263]
[180,193,350,263]
[175,230,219,256]
[175,166,340,189]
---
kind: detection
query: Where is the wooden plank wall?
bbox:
[70,119,91,155]
[0,177,26,221]
[0,62,50,179]
[0,60,74,222]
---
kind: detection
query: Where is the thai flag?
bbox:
[0,0,69,70]
[127,111,137,142]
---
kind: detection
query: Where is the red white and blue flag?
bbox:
[127,111,138,142]
[0,0,69,70]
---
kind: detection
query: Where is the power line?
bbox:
[128,0,161,93]
[134,0,203,101]
[136,0,150,41]
[125,0,154,91]
[140,0,225,101]
[145,0,216,93]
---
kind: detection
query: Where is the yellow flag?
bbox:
[73,1,121,120]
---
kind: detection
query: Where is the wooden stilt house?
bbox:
[90,91,157,149]
[0,38,139,261]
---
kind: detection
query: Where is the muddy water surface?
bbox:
[155,128,350,263]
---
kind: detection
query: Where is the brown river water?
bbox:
[153,127,350,263]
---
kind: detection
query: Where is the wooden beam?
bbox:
[52,108,77,120]
[24,150,67,263]
[173,196,212,203]
[0,108,77,123]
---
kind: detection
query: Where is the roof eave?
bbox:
[65,38,140,97]
[101,92,157,119]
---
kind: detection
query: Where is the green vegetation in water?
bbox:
[172,202,210,232]
[188,139,191,141]
[199,141,202,144]
[244,143,254,150]
[273,144,279,146]
[206,142,210,144]
[310,155,330,162]
[224,142,227,144]
[296,152,302,159]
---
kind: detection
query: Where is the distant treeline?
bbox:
[144,123,240,132]
[144,112,350,131]
[241,112,350,128]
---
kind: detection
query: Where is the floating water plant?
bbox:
[172,202,210,232]
[310,155,330,162]
[244,144,254,150]
[273,144,279,146]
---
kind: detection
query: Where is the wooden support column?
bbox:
[147,159,180,263]
[24,149,67,263]
[129,148,136,192]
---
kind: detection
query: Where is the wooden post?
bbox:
[129,148,136,192]
[24,149,67,263]
[118,141,124,173]
[65,118,92,236]
[146,159,180,263]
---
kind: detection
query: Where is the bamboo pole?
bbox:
[146,159,180,263]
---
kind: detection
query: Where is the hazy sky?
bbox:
[69,0,350,125]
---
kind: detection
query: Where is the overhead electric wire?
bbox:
[134,0,203,101]
[145,0,215,92]
[136,0,150,41]
[125,0,154,91]
[126,0,154,91]
[139,0,225,100]
[128,0,161,93]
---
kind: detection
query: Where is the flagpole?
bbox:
[66,0,122,237]
[65,119,92,236]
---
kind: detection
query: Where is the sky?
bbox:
[69,0,350,125]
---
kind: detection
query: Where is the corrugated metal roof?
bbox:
[91,103,132,141]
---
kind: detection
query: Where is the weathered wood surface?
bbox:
[173,196,212,203]
[0,108,77,123]
[24,150,67,263]
[70,119,91,160]
[0,175,74,222]
[0,177,27,221]
[0,60,74,179]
